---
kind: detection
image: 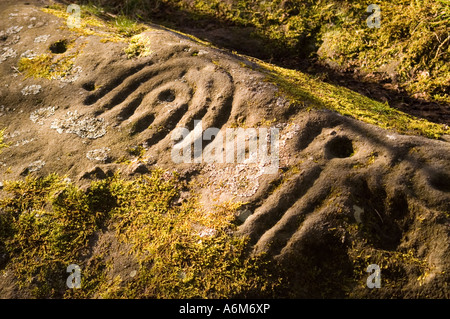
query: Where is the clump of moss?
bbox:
[59,1,449,137]
[43,5,107,33]
[257,59,450,139]
[115,156,132,165]
[0,170,279,298]
[114,15,147,37]
[18,53,77,80]
[96,182,277,299]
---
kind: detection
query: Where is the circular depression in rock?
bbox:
[49,39,69,54]
[325,136,354,159]
[158,89,176,102]
[428,171,450,192]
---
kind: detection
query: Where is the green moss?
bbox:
[0,170,279,298]
[114,15,147,37]
[126,145,146,158]
[0,129,9,152]
[348,245,430,293]
[0,174,114,296]
[43,5,107,30]
[49,1,449,139]
[257,60,450,139]
[124,34,153,58]
[313,0,450,104]
[99,195,277,298]
[115,156,132,165]
[63,1,449,104]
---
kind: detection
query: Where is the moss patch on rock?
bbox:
[124,34,153,59]
[42,4,148,43]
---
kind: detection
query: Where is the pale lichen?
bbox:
[13,138,36,147]
[50,110,106,139]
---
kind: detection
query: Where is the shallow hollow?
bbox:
[324,136,354,159]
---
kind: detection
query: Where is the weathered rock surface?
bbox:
[0,0,449,298]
